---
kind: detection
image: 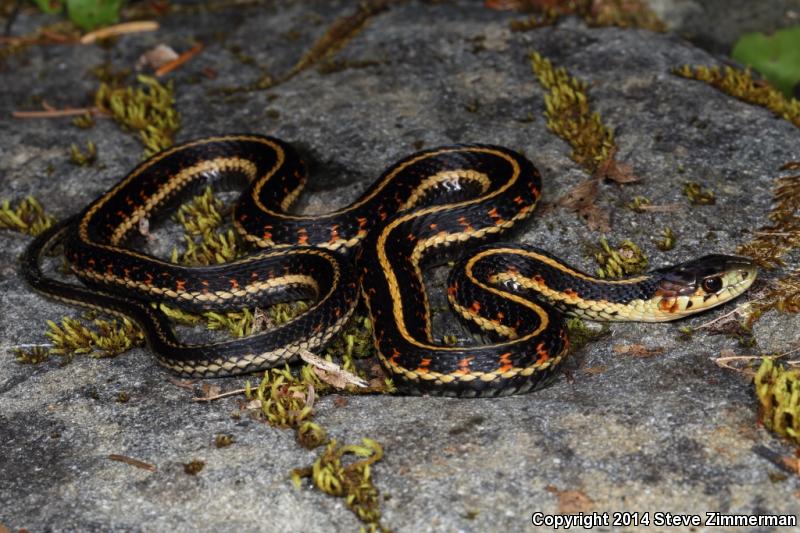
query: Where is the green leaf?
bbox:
[31,0,64,14]
[65,0,124,30]
[732,25,800,98]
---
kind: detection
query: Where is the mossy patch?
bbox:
[674,64,800,129]
[755,358,800,446]
[0,196,56,236]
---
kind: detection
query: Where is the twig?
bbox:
[11,106,105,119]
[108,454,157,471]
[155,43,204,77]
[192,388,246,402]
[80,21,159,44]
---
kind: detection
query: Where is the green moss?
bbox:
[511,0,664,33]
[291,438,385,528]
[627,196,651,212]
[682,182,715,205]
[0,196,56,236]
[95,75,180,156]
[737,171,800,270]
[530,51,615,174]
[215,434,235,448]
[566,317,610,352]
[592,237,648,278]
[655,227,676,251]
[69,140,97,166]
[45,316,145,359]
[755,359,800,446]
[13,346,52,365]
[183,460,205,475]
[674,64,800,128]
[72,112,96,129]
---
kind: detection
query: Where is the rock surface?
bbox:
[2,1,799,531]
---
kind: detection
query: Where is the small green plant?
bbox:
[683,182,715,205]
[95,75,180,156]
[755,358,800,446]
[593,237,648,278]
[69,140,97,166]
[0,196,56,236]
[31,0,125,31]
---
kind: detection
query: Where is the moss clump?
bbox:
[45,316,145,360]
[510,0,665,32]
[69,140,97,167]
[566,317,610,352]
[627,196,651,213]
[592,237,648,278]
[95,74,180,156]
[183,460,205,475]
[674,64,800,129]
[292,438,385,528]
[0,196,56,236]
[737,169,800,270]
[755,359,800,445]
[682,182,715,205]
[13,346,52,365]
[655,227,676,251]
[530,52,615,174]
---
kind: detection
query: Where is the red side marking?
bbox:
[229,279,239,290]
[513,195,525,205]
[429,223,438,230]
[470,301,481,314]
[535,342,550,364]
[407,233,416,241]
[447,284,458,299]
[457,216,473,231]
[416,358,432,374]
[532,274,545,286]
[659,298,678,313]
[389,348,401,365]
[357,216,368,236]
[563,288,579,298]
[379,210,388,221]
[498,352,513,373]
[106,263,114,275]
[262,224,273,240]
[144,272,154,286]
[87,258,96,267]
[496,311,505,321]
[123,267,131,278]
[297,228,309,245]
[329,224,340,243]
[488,207,500,219]
[455,356,475,375]
[176,280,186,291]
[201,280,210,286]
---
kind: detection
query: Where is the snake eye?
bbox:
[702,276,723,293]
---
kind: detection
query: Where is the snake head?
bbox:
[654,254,757,316]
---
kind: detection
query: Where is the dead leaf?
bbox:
[577,203,611,232]
[201,383,222,399]
[546,485,594,513]
[779,161,800,171]
[557,178,599,210]
[613,344,666,358]
[299,350,368,389]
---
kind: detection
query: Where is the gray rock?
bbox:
[2,2,799,531]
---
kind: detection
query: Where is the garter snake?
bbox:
[22,135,757,396]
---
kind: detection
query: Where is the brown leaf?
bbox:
[604,159,640,183]
[779,161,800,171]
[557,178,599,209]
[578,203,611,232]
[546,486,595,513]
[168,377,196,390]
[201,383,221,399]
[613,344,666,358]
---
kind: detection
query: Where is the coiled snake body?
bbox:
[23,135,756,397]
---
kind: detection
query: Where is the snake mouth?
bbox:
[654,254,758,318]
